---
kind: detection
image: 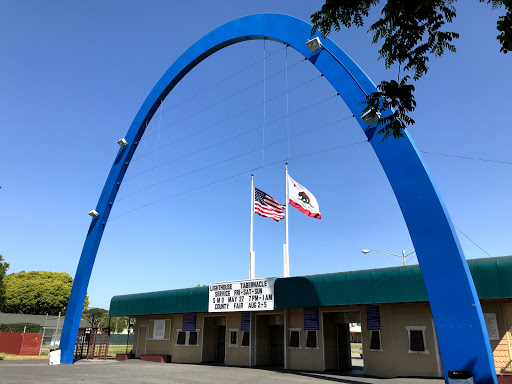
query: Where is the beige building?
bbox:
[109,256,512,379]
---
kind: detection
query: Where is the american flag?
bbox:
[254,187,285,222]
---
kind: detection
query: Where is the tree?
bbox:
[311,1,512,140]
[109,316,127,333]
[0,255,9,308]
[1,270,89,315]
[82,308,108,328]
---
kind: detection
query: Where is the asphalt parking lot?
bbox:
[0,359,444,384]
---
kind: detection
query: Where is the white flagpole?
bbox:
[250,174,255,279]
[284,164,290,277]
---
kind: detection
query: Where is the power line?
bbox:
[109,169,254,222]
[454,225,493,258]
[113,144,499,262]
[158,45,288,117]
[124,93,342,183]
[108,138,366,222]
[142,57,307,142]
[285,139,367,162]
[420,150,512,166]
[131,74,325,162]
[116,114,354,202]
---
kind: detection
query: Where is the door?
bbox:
[270,325,284,366]
[136,326,147,358]
[336,324,351,370]
[216,326,226,363]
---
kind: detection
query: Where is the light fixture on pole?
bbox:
[361,108,381,125]
[361,249,416,266]
[117,138,128,147]
[306,37,322,52]
[88,210,99,218]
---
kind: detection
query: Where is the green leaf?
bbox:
[1,270,89,315]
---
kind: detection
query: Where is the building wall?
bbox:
[361,304,395,377]
[390,303,440,377]
[129,300,510,378]
[173,313,202,363]
[134,316,169,357]
[225,312,249,366]
[133,314,202,363]
[362,303,441,378]
[481,301,512,374]
[287,308,323,371]
[133,312,250,366]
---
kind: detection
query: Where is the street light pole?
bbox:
[361,249,415,266]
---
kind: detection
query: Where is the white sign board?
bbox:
[209,278,276,312]
[153,319,165,340]
[484,313,500,340]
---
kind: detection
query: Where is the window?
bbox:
[228,329,238,347]
[176,329,200,346]
[406,326,428,354]
[410,330,425,351]
[176,331,186,345]
[289,329,301,349]
[147,319,171,340]
[241,331,250,347]
[370,330,382,351]
[188,331,198,345]
[306,330,317,348]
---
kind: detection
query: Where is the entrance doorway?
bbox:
[336,324,351,370]
[135,325,147,358]
[270,325,284,366]
[202,316,226,364]
[255,314,284,367]
[216,326,226,363]
[323,312,363,373]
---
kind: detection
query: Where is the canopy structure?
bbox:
[110,256,512,316]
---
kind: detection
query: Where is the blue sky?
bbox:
[1,1,511,310]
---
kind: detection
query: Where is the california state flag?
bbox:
[287,175,321,219]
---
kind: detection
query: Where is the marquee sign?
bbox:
[209,277,276,312]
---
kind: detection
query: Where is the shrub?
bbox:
[0,322,42,333]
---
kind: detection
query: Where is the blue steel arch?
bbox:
[60,13,496,383]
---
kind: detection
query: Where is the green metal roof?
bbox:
[109,256,512,317]
[110,286,209,317]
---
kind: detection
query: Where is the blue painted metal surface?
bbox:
[59,13,496,383]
